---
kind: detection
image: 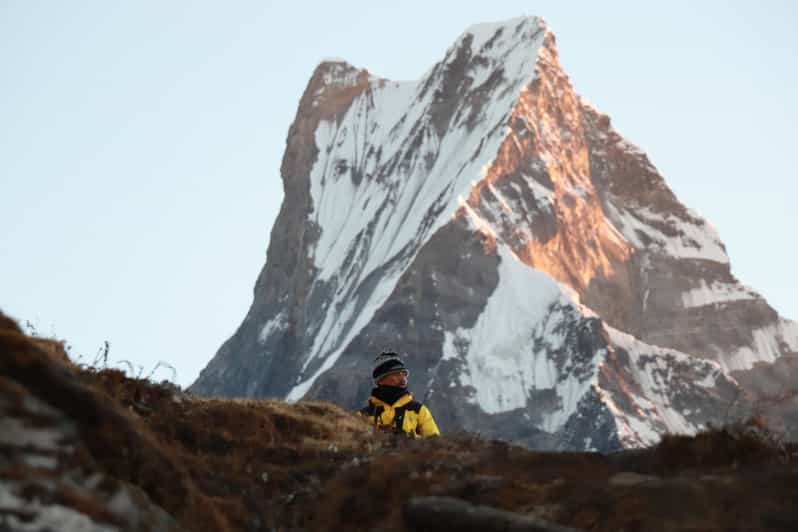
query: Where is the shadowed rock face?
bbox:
[192,62,372,399]
[191,16,798,450]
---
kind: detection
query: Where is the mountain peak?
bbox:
[434,15,552,92]
[193,16,798,451]
[460,15,549,53]
[308,60,370,91]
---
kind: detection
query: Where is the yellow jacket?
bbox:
[360,392,440,438]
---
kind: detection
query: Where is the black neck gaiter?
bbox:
[371,385,409,405]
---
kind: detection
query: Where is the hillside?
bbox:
[2,311,797,531]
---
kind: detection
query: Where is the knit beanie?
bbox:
[372,352,409,383]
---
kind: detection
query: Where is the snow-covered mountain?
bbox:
[191,16,798,450]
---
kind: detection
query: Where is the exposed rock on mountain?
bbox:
[191,16,798,450]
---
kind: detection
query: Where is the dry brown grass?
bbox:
[72,365,382,530]
[653,417,788,474]
[4,310,798,531]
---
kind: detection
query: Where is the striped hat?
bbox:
[372,352,409,383]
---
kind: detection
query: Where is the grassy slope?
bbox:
[2,312,797,531]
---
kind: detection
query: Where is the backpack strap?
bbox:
[392,401,423,434]
[372,405,385,427]
[360,402,385,426]
[404,401,422,413]
[393,405,407,433]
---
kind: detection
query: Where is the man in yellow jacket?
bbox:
[359,352,440,438]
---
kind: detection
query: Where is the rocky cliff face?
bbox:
[191,16,798,450]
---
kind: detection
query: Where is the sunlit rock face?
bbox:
[191,16,798,450]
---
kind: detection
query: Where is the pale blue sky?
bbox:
[2,1,796,387]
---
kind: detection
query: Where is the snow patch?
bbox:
[605,203,728,264]
[258,312,289,345]
[441,243,597,431]
[603,326,727,444]
[725,319,798,371]
[681,280,758,309]
[321,63,361,88]
[462,16,545,57]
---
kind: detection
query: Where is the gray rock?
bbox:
[404,496,583,532]
[608,472,660,487]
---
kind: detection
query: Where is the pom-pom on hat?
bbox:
[372,351,409,383]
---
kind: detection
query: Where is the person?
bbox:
[359,352,440,438]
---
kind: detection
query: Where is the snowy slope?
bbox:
[439,239,737,445]
[289,17,551,399]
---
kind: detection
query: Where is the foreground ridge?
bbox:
[2,312,797,531]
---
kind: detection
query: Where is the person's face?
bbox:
[379,370,408,388]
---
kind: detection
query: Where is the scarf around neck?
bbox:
[371,385,409,405]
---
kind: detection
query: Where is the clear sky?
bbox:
[2,1,796,388]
